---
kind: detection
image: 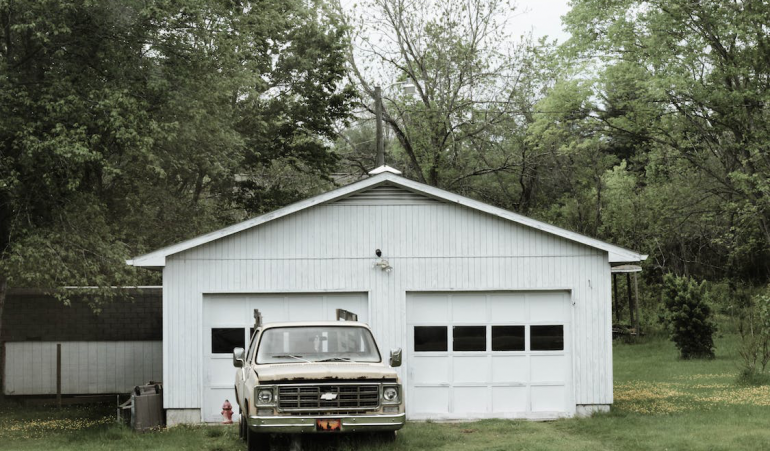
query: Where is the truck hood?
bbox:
[255,362,398,382]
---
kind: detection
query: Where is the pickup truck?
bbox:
[233,311,405,451]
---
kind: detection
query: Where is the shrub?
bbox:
[661,274,716,359]
[737,292,770,378]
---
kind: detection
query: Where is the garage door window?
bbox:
[453,326,486,351]
[491,326,525,351]
[211,328,246,354]
[530,325,564,351]
[414,326,447,352]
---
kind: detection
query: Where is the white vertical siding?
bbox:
[3,341,162,395]
[163,200,612,412]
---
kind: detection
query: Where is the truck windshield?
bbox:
[256,326,382,364]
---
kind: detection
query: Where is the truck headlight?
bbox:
[382,386,399,403]
[257,389,274,405]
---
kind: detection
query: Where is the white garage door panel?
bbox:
[287,297,325,321]
[407,291,573,420]
[451,295,486,322]
[491,356,528,383]
[531,355,567,383]
[489,294,527,318]
[531,385,567,412]
[407,295,449,323]
[453,357,489,383]
[453,387,488,413]
[202,292,368,423]
[529,294,568,322]
[209,359,236,386]
[492,386,528,413]
[410,387,449,413]
[410,357,449,384]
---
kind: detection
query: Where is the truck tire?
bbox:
[246,423,270,451]
[239,413,246,441]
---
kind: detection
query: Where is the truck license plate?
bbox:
[316,419,341,432]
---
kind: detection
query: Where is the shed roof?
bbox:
[127,169,647,268]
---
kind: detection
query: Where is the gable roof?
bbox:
[127,170,647,268]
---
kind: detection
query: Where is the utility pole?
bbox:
[374,86,384,167]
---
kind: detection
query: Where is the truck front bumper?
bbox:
[247,413,405,433]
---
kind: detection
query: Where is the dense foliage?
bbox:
[342,0,770,294]
[0,0,768,336]
[0,0,353,320]
[661,274,717,359]
[737,292,770,377]
[561,0,770,281]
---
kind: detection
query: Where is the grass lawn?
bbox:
[2,334,770,450]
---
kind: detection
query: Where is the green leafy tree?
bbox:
[737,292,770,378]
[662,274,717,359]
[0,0,353,337]
[340,0,551,194]
[564,0,770,280]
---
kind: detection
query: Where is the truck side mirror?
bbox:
[233,347,245,368]
[389,348,402,367]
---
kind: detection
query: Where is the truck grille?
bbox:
[277,384,380,412]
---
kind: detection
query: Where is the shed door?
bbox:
[202,293,368,423]
[406,292,573,420]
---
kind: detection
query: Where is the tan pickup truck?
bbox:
[233,311,405,450]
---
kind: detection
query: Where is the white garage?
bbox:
[129,166,646,424]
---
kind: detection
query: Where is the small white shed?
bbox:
[128,167,646,425]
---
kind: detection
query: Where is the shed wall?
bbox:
[4,341,162,395]
[163,202,612,412]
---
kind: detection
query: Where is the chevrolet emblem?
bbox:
[320,392,338,401]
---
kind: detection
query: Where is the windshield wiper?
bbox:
[316,357,353,362]
[270,355,310,363]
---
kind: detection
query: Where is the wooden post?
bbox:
[626,273,634,328]
[633,273,641,335]
[374,86,385,167]
[0,340,5,396]
[612,273,620,323]
[56,343,62,408]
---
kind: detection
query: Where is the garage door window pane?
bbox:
[530,325,564,351]
[492,326,525,351]
[453,326,486,351]
[212,328,245,354]
[414,326,447,352]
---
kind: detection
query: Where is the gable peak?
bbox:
[368,165,402,175]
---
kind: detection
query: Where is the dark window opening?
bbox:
[492,326,525,351]
[414,326,448,352]
[212,328,246,354]
[530,325,564,351]
[453,326,486,351]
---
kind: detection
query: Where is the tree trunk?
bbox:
[633,273,641,336]
[626,273,634,327]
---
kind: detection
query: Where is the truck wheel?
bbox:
[239,413,246,441]
[247,425,270,451]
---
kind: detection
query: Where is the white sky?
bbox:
[340,0,573,44]
[509,0,572,43]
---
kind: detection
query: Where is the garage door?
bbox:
[202,293,368,423]
[406,291,572,420]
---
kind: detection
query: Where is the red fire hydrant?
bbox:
[221,399,234,424]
